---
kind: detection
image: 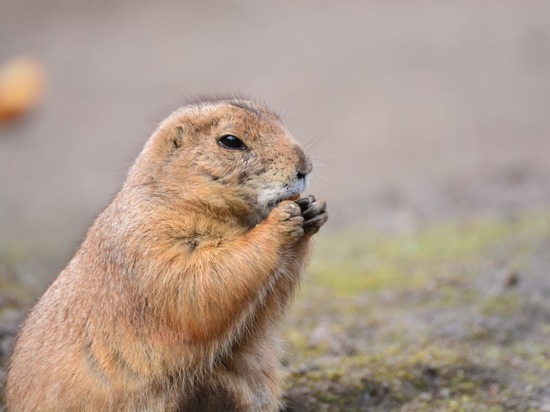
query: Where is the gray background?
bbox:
[1,0,550,286]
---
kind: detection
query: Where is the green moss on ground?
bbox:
[283,212,550,411]
[1,212,549,411]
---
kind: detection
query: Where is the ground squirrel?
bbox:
[5,98,328,411]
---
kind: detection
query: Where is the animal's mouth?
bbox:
[266,193,300,209]
[258,176,308,214]
[261,190,303,217]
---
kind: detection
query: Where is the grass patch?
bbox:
[284,211,550,411]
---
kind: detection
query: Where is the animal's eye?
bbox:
[218,135,247,150]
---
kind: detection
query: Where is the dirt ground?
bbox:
[1,1,550,410]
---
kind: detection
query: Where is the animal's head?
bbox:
[129,98,312,223]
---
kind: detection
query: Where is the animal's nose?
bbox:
[296,160,312,181]
[294,146,312,180]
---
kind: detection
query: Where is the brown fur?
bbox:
[5,99,328,411]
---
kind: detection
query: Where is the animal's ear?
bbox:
[169,125,185,149]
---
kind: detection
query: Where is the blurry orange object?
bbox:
[0,56,46,123]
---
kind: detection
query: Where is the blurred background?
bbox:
[1,1,550,409]
[2,0,550,285]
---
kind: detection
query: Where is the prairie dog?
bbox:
[6,98,328,411]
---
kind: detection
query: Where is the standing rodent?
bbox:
[5,98,328,411]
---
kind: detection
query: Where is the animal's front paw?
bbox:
[296,195,328,236]
[266,200,305,244]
